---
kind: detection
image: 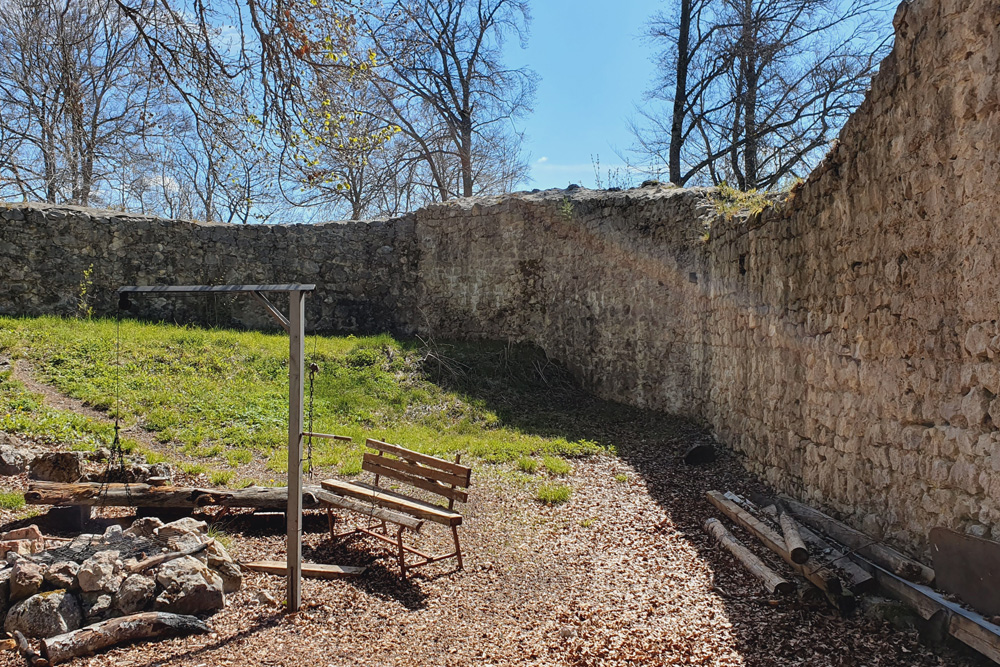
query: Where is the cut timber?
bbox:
[704,517,794,595]
[852,554,1000,664]
[243,561,366,578]
[321,479,462,526]
[25,481,321,510]
[128,540,213,574]
[795,524,876,594]
[779,513,809,564]
[315,489,423,532]
[40,612,210,665]
[706,491,852,612]
[781,496,935,585]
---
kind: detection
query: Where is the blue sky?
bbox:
[504,1,663,190]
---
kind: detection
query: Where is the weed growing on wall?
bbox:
[710,183,773,219]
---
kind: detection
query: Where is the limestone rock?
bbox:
[123,517,164,539]
[80,591,114,622]
[10,560,44,601]
[207,541,242,593]
[961,387,992,427]
[44,561,80,591]
[28,451,84,483]
[115,573,156,615]
[154,555,225,615]
[77,550,123,594]
[102,524,124,544]
[0,443,31,476]
[4,590,83,638]
[156,517,208,538]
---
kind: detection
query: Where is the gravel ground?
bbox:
[0,441,989,667]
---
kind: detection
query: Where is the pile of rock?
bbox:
[0,432,174,484]
[0,517,240,639]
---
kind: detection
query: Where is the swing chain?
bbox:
[306,362,319,478]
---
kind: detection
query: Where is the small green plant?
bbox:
[558,197,574,221]
[614,473,628,484]
[543,455,571,476]
[225,449,253,467]
[339,458,362,476]
[579,517,595,528]
[207,525,233,550]
[235,478,257,489]
[180,462,207,476]
[76,264,95,319]
[210,470,234,486]
[537,483,572,505]
[0,491,26,510]
[516,456,538,474]
[710,182,773,219]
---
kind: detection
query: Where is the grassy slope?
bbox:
[0,316,608,487]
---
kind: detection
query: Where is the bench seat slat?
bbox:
[363,455,469,503]
[366,439,471,482]
[315,489,424,532]
[321,479,463,526]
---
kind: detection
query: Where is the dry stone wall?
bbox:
[1,0,997,556]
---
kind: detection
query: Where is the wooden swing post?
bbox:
[116,283,315,613]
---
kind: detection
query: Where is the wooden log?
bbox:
[127,540,213,574]
[780,496,935,585]
[779,513,809,564]
[40,612,210,665]
[706,491,852,611]
[25,482,322,510]
[795,523,876,594]
[704,518,794,595]
[242,561,366,578]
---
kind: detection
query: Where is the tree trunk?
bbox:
[669,0,693,185]
[41,613,210,665]
[25,481,322,510]
[459,122,474,197]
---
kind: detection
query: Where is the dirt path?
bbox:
[0,371,988,666]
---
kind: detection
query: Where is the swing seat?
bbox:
[318,439,472,577]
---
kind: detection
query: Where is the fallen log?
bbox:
[707,491,852,612]
[794,523,876,594]
[780,496,935,586]
[40,613,210,665]
[242,561,366,578]
[704,518,794,595]
[779,513,809,565]
[128,539,213,574]
[25,482,321,510]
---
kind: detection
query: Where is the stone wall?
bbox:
[0,203,418,334]
[1,0,998,555]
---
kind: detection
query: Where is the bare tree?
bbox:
[631,0,892,190]
[367,0,536,200]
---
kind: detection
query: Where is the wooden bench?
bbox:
[318,438,472,576]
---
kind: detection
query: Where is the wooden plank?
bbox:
[706,491,851,611]
[315,489,423,532]
[704,518,794,595]
[25,481,322,509]
[779,513,809,564]
[931,527,1000,616]
[853,555,1000,664]
[365,439,471,482]
[363,452,469,488]
[321,479,462,526]
[362,455,469,502]
[795,523,876,594]
[781,496,935,585]
[243,561,366,579]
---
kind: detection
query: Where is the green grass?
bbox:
[542,455,571,476]
[0,491,25,510]
[516,456,538,474]
[614,473,629,483]
[710,182,773,219]
[210,470,235,487]
[207,525,233,550]
[0,317,607,472]
[536,483,572,505]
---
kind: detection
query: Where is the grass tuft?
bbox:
[711,182,773,219]
[0,491,25,510]
[516,456,538,474]
[614,473,628,483]
[536,483,572,505]
[542,455,571,476]
[210,470,234,487]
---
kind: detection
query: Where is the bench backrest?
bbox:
[363,438,472,507]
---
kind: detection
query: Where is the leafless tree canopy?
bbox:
[631,0,893,190]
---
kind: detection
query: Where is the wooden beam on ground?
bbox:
[25,481,323,510]
[706,491,852,612]
[795,523,876,594]
[242,561,366,579]
[780,496,935,585]
[704,517,794,595]
[40,613,210,665]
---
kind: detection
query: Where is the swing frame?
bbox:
[117,284,314,613]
